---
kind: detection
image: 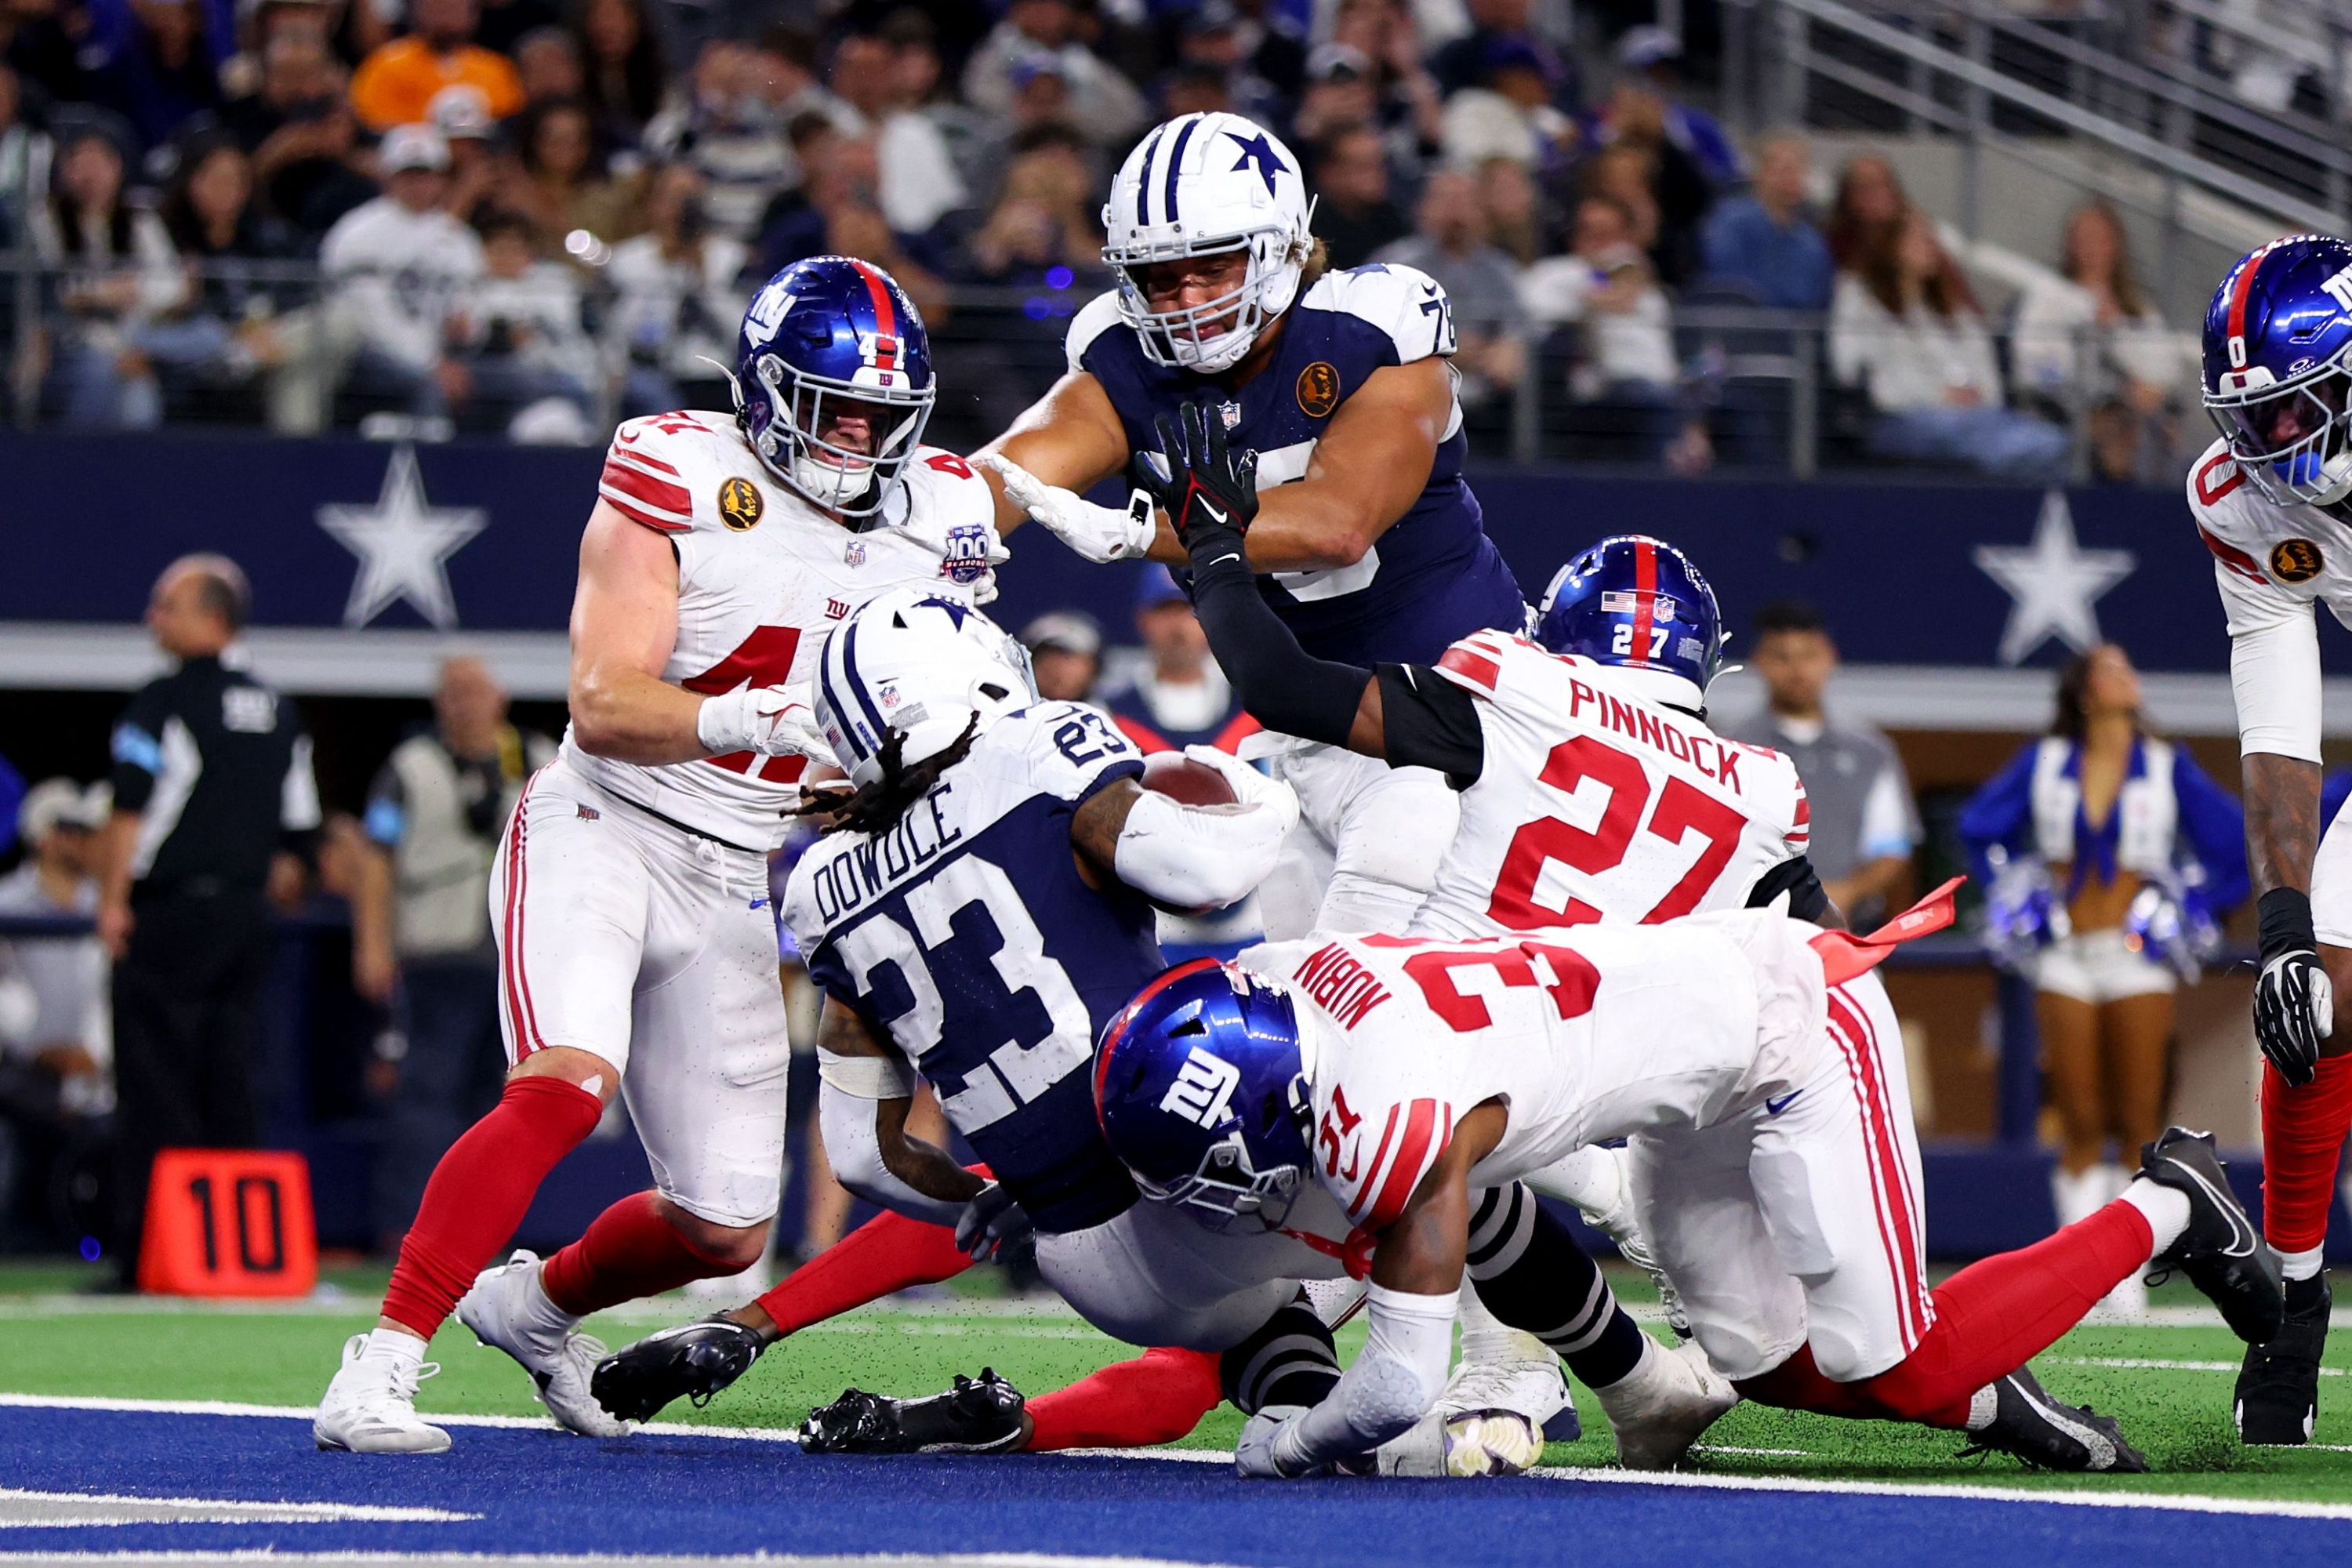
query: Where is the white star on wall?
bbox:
[1972,490,2136,666]
[316,446,488,630]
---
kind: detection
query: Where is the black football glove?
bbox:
[1135,401,1260,551]
[2254,887,2334,1087]
[953,1181,1036,1265]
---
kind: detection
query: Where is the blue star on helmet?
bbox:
[913,593,971,627]
[1225,130,1287,197]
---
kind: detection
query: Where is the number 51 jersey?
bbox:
[1407,630,1810,938]
[782,702,1160,1234]
[561,409,1004,852]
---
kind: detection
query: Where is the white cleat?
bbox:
[455,1249,630,1439]
[1379,1349,1566,1476]
[314,1334,451,1454]
[1552,1145,1688,1338]
[1594,1338,1738,1471]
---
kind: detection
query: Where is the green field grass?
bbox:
[5,1260,2350,1504]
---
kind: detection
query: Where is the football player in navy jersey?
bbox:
[974,108,1568,1449]
[975,109,1525,942]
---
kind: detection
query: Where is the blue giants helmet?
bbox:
[1092,960,1315,1232]
[1534,535,1726,711]
[2201,234,2352,508]
[735,256,935,518]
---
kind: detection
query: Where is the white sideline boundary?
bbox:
[5,1392,2351,1523]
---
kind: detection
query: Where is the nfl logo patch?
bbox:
[845,540,867,566]
[1219,401,1243,429]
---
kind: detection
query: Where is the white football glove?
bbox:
[1181,745,1299,836]
[978,453,1158,564]
[697,684,833,760]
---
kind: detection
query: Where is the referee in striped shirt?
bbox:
[93,556,321,1288]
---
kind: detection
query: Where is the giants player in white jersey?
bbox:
[1149,406,2252,1469]
[1094,898,2285,1477]
[2188,234,2352,1443]
[314,256,1006,1454]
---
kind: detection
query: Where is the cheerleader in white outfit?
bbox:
[1961,644,2246,1312]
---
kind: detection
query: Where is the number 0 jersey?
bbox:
[1406,630,1811,939]
[783,702,1157,1233]
[1071,263,1525,667]
[1236,911,1828,1231]
[561,410,1004,851]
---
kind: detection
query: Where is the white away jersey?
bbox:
[2189,438,2352,644]
[563,410,1004,849]
[1408,630,1810,939]
[1236,911,1822,1231]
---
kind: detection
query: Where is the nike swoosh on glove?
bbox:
[1134,401,1260,549]
[978,453,1156,564]
[2256,949,2334,1087]
[697,684,834,760]
[953,1181,1035,1265]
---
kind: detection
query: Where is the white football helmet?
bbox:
[813,587,1038,791]
[1102,112,1315,373]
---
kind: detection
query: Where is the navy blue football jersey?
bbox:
[1070,263,1526,666]
[783,702,1160,1234]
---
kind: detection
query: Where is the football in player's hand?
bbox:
[1140,750,1239,808]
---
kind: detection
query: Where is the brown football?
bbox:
[1140,750,1240,807]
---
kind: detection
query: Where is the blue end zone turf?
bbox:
[1,1404,2339,1566]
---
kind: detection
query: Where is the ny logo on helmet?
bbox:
[2325,266,2352,314]
[744,282,793,347]
[1159,1046,1241,1128]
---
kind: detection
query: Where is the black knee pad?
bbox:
[1219,1293,1341,1415]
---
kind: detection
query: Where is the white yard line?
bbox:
[2048,1356,2348,1377]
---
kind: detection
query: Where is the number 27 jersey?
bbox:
[1407,630,1810,939]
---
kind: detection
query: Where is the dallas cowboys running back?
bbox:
[976,110,1526,939]
[587,590,1387,1440]
[2187,232,2352,1444]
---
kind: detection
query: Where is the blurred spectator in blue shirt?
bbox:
[81,0,230,151]
[1430,0,1577,113]
[1699,132,1833,310]
[1611,25,1738,188]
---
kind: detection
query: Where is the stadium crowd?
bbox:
[0,0,2201,480]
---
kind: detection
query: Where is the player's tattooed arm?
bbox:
[815,1000,984,1214]
[2245,752,2322,899]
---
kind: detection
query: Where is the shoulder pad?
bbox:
[599,413,746,535]
[1066,291,1126,374]
[1299,263,1455,365]
[1430,628,1534,698]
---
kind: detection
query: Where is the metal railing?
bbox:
[1722,0,2352,315]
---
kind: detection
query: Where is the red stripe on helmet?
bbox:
[1629,539,1658,664]
[1092,957,1224,1133]
[2226,241,2285,367]
[851,260,899,372]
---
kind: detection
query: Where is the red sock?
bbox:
[379,1075,604,1338]
[1023,1347,1224,1451]
[1859,1200,2154,1426]
[2260,1055,2352,1257]
[539,1191,744,1316]
[753,1208,975,1336]
[1737,1345,1909,1421]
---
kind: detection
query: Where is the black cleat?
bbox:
[1958,1367,2147,1472]
[590,1316,766,1423]
[800,1368,1032,1455]
[2236,1273,2330,1445]
[2138,1127,2285,1345]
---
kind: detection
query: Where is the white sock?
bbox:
[365,1327,427,1368]
[1455,1281,1550,1367]
[2281,1244,2326,1282]
[520,1258,579,1330]
[1964,1382,1999,1432]
[2118,1178,2190,1255]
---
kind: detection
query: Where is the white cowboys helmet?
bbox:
[813,587,1038,791]
[1103,111,1315,374]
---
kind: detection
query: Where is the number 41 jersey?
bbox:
[782,702,1158,1234]
[1407,630,1810,939]
[560,409,1003,851]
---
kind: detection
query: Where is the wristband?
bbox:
[2258,886,2318,962]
